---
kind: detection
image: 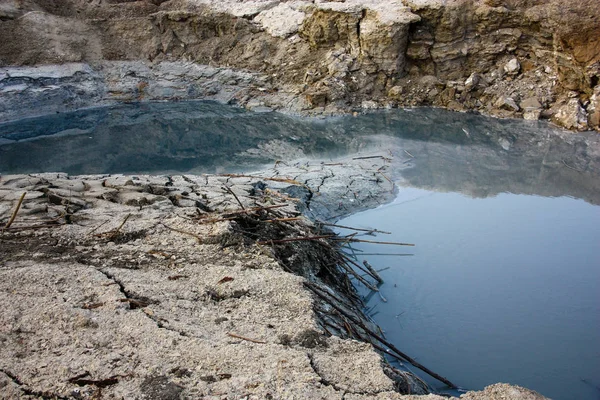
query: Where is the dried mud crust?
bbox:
[0,155,549,399]
[0,156,426,399]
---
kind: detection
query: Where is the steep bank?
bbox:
[0,0,599,131]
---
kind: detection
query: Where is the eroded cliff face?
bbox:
[0,0,599,131]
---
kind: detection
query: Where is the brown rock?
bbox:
[551,98,589,131]
[494,96,520,112]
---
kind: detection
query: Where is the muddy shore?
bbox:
[0,154,548,399]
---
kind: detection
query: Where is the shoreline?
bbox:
[0,156,548,399]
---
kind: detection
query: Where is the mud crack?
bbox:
[0,369,70,400]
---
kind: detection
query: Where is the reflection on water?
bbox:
[338,164,600,398]
[2,101,600,399]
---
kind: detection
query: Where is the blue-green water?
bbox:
[1,102,599,399]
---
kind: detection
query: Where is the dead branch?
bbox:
[3,192,26,229]
[227,332,266,344]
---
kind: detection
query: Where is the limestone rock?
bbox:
[254,3,306,38]
[551,98,589,131]
[504,58,521,75]
[520,97,542,111]
[494,96,520,112]
[361,100,379,109]
[388,86,404,99]
[520,96,542,120]
[465,73,481,92]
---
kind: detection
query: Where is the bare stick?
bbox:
[339,252,378,279]
[306,283,457,389]
[337,261,379,292]
[377,171,395,191]
[4,192,26,229]
[335,238,415,246]
[222,186,245,210]
[404,150,414,158]
[318,222,391,235]
[161,223,203,243]
[256,235,335,245]
[262,217,301,223]
[562,160,583,172]
[218,174,307,187]
[111,214,131,236]
[363,260,384,284]
[197,204,289,224]
[227,332,266,344]
[352,156,391,161]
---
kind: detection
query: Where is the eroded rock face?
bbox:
[0,0,599,131]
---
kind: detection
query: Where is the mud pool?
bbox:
[1,102,599,399]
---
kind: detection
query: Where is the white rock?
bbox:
[361,100,379,109]
[254,3,306,38]
[504,58,520,75]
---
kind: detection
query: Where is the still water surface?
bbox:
[1,102,599,399]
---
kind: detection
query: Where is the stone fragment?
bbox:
[520,97,542,120]
[504,58,521,75]
[494,96,520,112]
[520,97,542,111]
[551,99,589,131]
[361,100,378,109]
[464,73,481,92]
[587,86,600,129]
[523,110,542,120]
[387,86,403,99]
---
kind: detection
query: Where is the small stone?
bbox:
[361,100,378,109]
[523,110,541,120]
[520,97,542,110]
[464,73,480,92]
[494,96,520,112]
[504,58,521,75]
[387,86,403,98]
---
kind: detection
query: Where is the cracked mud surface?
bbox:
[0,156,407,399]
[0,154,548,399]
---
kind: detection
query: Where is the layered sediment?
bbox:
[1,0,599,131]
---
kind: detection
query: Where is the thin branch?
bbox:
[227,332,266,344]
[222,186,245,210]
[335,238,415,246]
[318,222,391,235]
[3,192,26,229]
[256,235,335,245]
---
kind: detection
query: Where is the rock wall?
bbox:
[0,0,599,131]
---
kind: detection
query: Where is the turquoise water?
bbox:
[2,102,599,399]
